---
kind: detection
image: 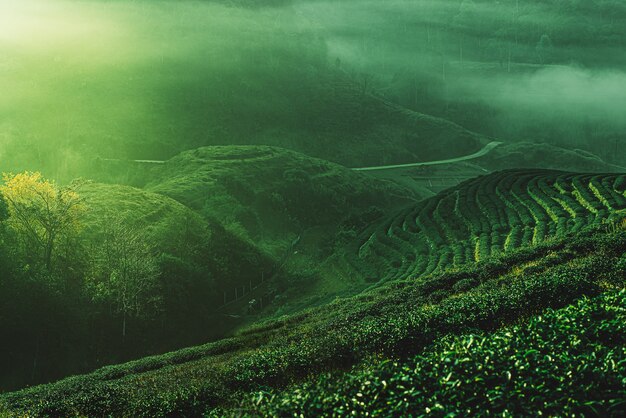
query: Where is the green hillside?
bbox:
[0,182,276,391]
[2,1,626,415]
[145,145,417,246]
[2,171,625,416]
[0,148,419,391]
[80,183,274,299]
[353,170,626,282]
[143,145,419,312]
[235,288,626,417]
[2,225,624,417]
[482,142,626,173]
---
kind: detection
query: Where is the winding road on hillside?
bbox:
[351,141,503,172]
[99,141,502,170]
[99,158,166,164]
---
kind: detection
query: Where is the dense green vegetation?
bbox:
[0,147,417,391]
[237,289,626,417]
[0,178,265,390]
[1,226,624,416]
[145,146,415,247]
[354,170,626,282]
[2,165,625,407]
[2,0,626,416]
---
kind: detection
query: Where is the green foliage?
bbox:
[0,193,8,223]
[88,215,162,337]
[2,228,624,416]
[0,181,273,391]
[0,172,87,271]
[1,1,625,415]
[144,145,418,308]
[146,146,415,236]
[242,289,626,417]
[355,170,626,282]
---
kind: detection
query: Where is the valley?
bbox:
[1,0,625,416]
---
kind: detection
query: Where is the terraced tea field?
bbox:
[354,170,626,282]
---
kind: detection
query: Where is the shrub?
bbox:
[241,289,626,417]
[2,229,625,417]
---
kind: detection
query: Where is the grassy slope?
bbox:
[353,141,623,203]
[482,142,626,173]
[80,183,275,303]
[1,228,624,417]
[237,288,626,417]
[2,171,626,416]
[352,170,626,282]
[73,148,424,330]
[145,145,417,247]
[80,183,209,250]
[144,145,420,309]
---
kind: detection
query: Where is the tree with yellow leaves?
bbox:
[0,172,87,270]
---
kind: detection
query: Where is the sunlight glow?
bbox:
[0,0,118,47]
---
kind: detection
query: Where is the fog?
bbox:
[1,0,625,178]
[296,0,626,161]
[0,0,320,178]
[457,66,626,125]
[2,0,626,400]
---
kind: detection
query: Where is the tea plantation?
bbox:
[1,170,626,417]
[2,225,625,416]
[354,169,626,282]
[235,289,626,417]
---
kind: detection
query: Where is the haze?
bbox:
[1,0,625,176]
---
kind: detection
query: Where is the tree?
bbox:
[0,192,14,276]
[0,193,8,222]
[89,216,161,338]
[0,172,86,270]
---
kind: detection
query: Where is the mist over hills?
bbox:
[3,174,626,415]
[1,0,625,178]
[0,0,625,416]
